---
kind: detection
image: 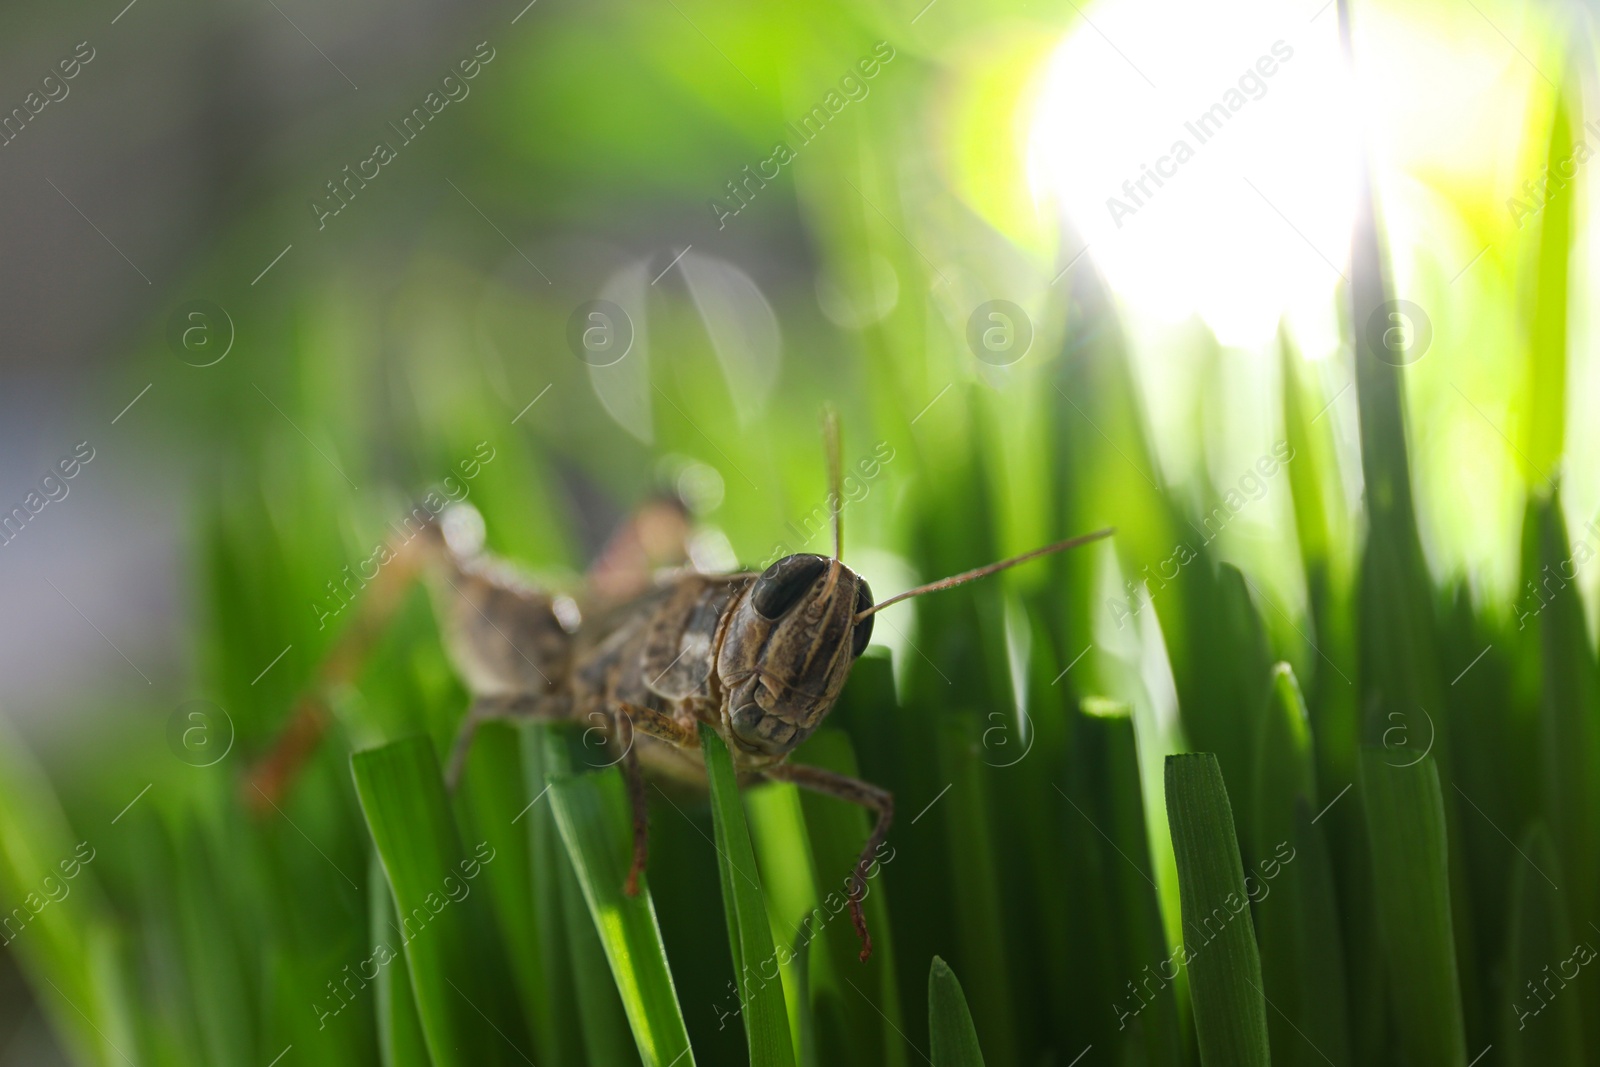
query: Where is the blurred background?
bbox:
[0,0,1594,1061]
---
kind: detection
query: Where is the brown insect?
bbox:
[248,413,1112,960]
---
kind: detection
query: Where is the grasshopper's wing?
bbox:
[636,573,746,703]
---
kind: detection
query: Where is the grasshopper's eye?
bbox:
[851,579,874,657]
[751,554,828,619]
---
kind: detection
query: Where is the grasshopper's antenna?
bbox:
[855,527,1116,620]
[822,405,843,560]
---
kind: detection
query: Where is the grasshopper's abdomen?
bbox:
[435,557,573,698]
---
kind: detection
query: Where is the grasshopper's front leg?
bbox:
[762,762,894,962]
[612,709,648,897]
[610,699,699,896]
[449,695,679,898]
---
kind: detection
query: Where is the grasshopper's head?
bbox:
[716,554,874,758]
[712,406,1115,762]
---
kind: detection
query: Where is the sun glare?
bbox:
[1027,0,1361,348]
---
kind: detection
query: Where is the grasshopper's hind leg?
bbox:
[763,762,894,962]
[245,535,432,810]
[445,692,571,791]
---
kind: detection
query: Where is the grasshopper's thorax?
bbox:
[715,554,874,761]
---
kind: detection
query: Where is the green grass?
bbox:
[0,2,1595,1065]
[927,957,986,1067]
[700,725,796,1067]
[1164,754,1270,1067]
[549,764,695,1065]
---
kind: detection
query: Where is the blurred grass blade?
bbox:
[928,956,986,1067]
[1069,697,1184,1065]
[1348,129,1421,559]
[1278,324,1334,577]
[786,727,904,1067]
[1529,492,1600,926]
[1164,753,1270,1067]
[1527,491,1600,1058]
[563,856,646,1067]
[1252,665,1344,1065]
[352,736,528,1067]
[0,716,136,1067]
[1346,104,1458,1061]
[1278,323,1359,788]
[792,933,817,1067]
[1503,824,1581,1065]
[1525,83,1573,477]
[455,720,553,1050]
[371,851,430,1067]
[746,774,820,1048]
[526,723,641,1066]
[1347,125,1442,740]
[1176,564,1272,822]
[170,826,255,1064]
[1251,663,1316,860]
[934,717,1015,1066]
[519,722,600,1064]
[549,768,696,1067]
[700,723,797,1067]
[1250,662,1342,1056]
[1357,750,1467,1066]
[1286,800,1352,1066]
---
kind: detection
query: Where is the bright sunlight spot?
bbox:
[1027,0,1360,347]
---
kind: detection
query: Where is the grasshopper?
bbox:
[248,415,1112,960]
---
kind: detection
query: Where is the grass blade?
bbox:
[1346,97,1443,741]
[928,956,986,1067]
[787,727,904,1067]
[1164,753,1270,1067]
[563,855,646,1067]
[455,721,553,1050]
[1503,824,1582,1065]
[1525,83,1573,477]
[1278,324,1335,577]
[1528,492,1600,927]
[169,827,256,1065]
[1288,800,1352,1066]
[370,851,430,1067]
[934,717,1015,1066]
[527,723,641,1066]
[0,717,135,1067]
[549,768,696,1067]
[700,723,797,1067]
[1250,664,1346,1064]
[1070,697,1184,1066]
[746,774,821,1047]
[1174,564,1272,824]
[519,722,599,1064]
[1357,750,1466,1066]
[352,736,529,1067]
[792,934,817,1067]
[1251,663,1316,860]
